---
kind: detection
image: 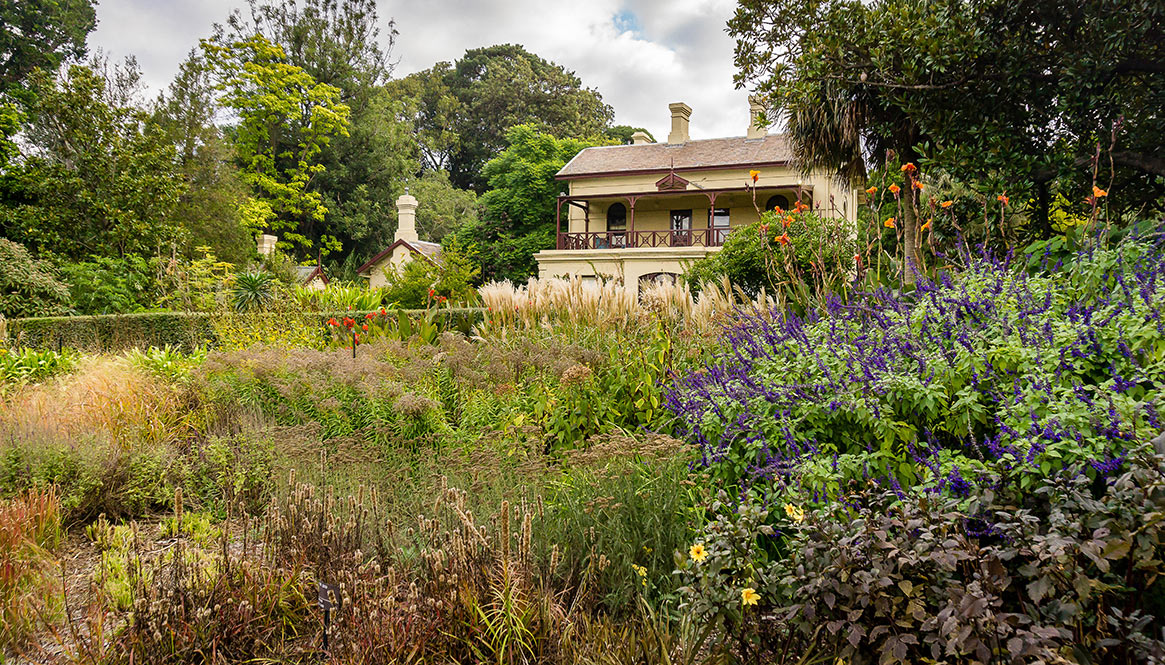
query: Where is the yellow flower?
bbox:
[749,169,760,183]
[883,217,896,228]
[784,503,805,523]
[689,543,708,562]
[741,587,760,606]
[921,218,932,232]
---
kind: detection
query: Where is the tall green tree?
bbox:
[0,61,184,260]
[153,51,253,264]
[202,33,351,257]
[397,45,613,192]
[0,0,97,94]
[219,0,418,261]
[729,0,1165,241]
[453,124,600,283]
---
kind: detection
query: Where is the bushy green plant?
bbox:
[378,243,479,308]
[0,238,72,318]
[0,348,78,386]
[124,344,207,382]
[58,254,158,314]
[231,271,276,312]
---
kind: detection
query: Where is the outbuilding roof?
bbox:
[557,134,793,179]
[356,239,443,276]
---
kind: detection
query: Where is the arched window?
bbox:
[607,203,627,231]
[765,194,790,212]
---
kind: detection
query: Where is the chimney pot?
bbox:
[747,95,768,140]
[667,102,692,144]
[257,234,278,257]
[631,131,652,145]
[395,193,419,243]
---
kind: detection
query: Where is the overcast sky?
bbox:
[88,0,759,141]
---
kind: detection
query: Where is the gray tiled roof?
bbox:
[557,134,792,178]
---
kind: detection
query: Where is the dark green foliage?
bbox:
[58,255,157,315]
[377,244,479,308]
[454,124,601,283]
[0,62,184,260]
[0,0,97,94]
[763,456,1165,664]
[0,238,72,318]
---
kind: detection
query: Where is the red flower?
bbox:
[365,312,374,319]
[428,289,435,298]
[327,318,338,326]
[380,307,386,316]
[362,324,369,331]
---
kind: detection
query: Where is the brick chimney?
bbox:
[631,131,652,145]
[394,191,419,243]
[667,102,691,144]
[747,95,767,140]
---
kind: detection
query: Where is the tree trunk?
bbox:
[901,170,922,286]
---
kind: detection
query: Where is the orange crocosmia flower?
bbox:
[900,162,917,173]
[749,169,760,182]
[362,324,369,331]
[776,234,790,246]
[922,219,932,231]
[888,183,901,195]
[853,253,862,263]
[773,206,784,215]
[784,215,794,227]
[941,200,954,208]
[1093,185,1108,198]
[865,186,877,195]
[913,181,924,190]
[795,201,809,213]
[884,217,896,228]
[997,194,1009,206]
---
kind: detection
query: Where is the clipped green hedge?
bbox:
[4,308,486,353]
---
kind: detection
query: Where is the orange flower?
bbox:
[853,253,862,264]
[362,323,369,331]
[327,317,338,326]
[940,200,954,209]
[749,169,760,183]
[913,181,924,190]
[760,224,769,235]
[775,233,790,246]
[884,217,896,228]
[865,186,878,195]
[795,201,809,213]
[922,218,932,231]
[783,215,794,228]
[888,183,901,195]
[997,194,1009,206]
[900,162,917,173]
[1092,185,1108,198]
[773,206,784,215]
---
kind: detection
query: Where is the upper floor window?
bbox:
[765,194,790,212]
[607,202,627,231]
[712,208,730,244]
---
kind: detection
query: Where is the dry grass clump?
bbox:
[0,357,189,449]
[478,276,777,335]
[0,486,63,652]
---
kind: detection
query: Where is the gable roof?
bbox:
[357,239,443,275]
[294,265,329,285]
[557,134,793,179]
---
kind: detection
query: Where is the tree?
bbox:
[729,0,1165,244]
[153,51,253,264]
[605,125,654,145]
[398,45,613,192]
[202,33,351,257]
[217,0,419,260]
[0,61,184,260]
[0,239,71,318]
[403,170,479,243]
[0,0,97,94]
[453,124,600,283]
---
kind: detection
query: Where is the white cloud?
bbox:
[88,0,757,139]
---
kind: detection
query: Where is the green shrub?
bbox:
[377,242,480,308]
[0,238,72,318]
[0,348,78,386]
[58,255,158,314]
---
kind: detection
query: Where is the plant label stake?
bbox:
[318,581,341,656]
[352,329,357,358]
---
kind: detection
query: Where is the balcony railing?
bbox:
[556,228,731,250]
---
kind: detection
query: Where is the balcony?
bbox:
[556,228,729,250]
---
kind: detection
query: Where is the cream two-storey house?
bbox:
[535,100,860,294]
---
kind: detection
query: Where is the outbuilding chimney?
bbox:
[257,233,278,256]
[747,95,768,140]
[394,191,419,243]
[631,131,652,145]
[667,102,691,144]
